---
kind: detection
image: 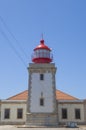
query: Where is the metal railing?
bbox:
[32,52,53,61]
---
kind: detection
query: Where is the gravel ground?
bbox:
[0,125,86,130]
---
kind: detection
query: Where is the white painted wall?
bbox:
[30,72,54,113]
[58,103,84,123]
[1,102,26,122]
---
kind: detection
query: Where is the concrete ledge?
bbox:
[0,122,25,125]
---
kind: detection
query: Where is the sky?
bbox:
[0,0,86,99]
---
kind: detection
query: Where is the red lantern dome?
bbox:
[32,39,53,63]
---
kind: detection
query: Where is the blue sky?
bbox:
[0,0,86,99]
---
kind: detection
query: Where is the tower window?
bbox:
[4,109,10,119]
[17,108,23,119]
[75,109,81,119]
[40,98,44,106]
[62,108,67,119]
[40,74,44,80]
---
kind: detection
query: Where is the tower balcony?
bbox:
[32,52,53,63]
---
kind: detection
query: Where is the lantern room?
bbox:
[32,39,53,63]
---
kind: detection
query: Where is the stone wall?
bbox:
[83,100,86,124]
[0,100,26,125]
[0,100,1,121]
[58,100,85,124]
[0,99,86,125]
[26,113,58,127]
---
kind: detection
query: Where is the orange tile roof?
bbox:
[7,90,28,100]
[7,90,78,100]
[56,90,78,100]
[7,89,78,100]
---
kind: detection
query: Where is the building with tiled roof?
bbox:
[0,39,86,126]
[7,89,78,101]
[0,89,86,126]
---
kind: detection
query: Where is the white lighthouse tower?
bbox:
[26,39,58,127]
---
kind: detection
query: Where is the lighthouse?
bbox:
[26,39,58,127]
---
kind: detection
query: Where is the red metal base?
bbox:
[32,58,52,63]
